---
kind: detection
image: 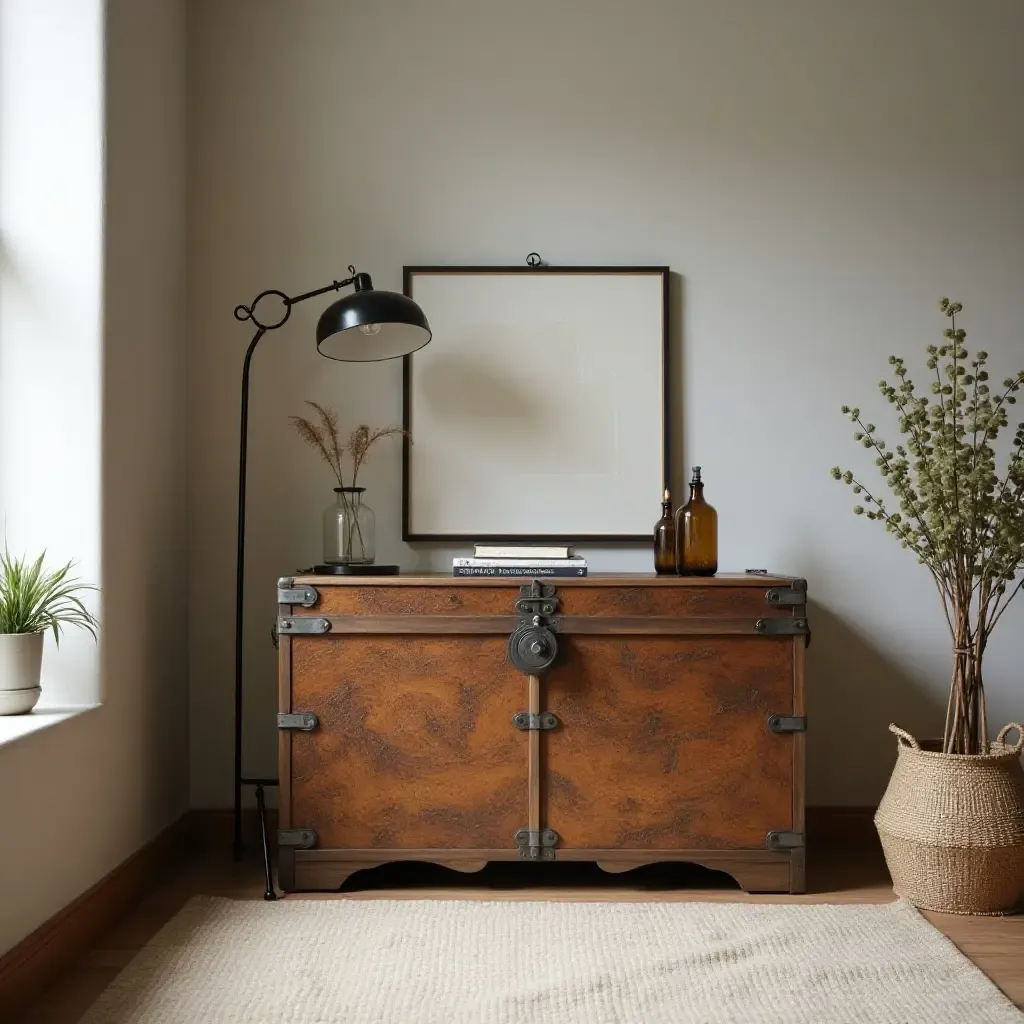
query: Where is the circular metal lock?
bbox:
[507,622,558,674]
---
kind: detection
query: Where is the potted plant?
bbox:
[832,299,1024,914]
[0,548,99,715]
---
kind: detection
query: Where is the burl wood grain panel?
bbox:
[290,635,525,849]
[545,636,793,850]
[305,583,790,620]
[558,586,789,619]
[307,586,519,617]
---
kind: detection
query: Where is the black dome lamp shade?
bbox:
[316,272,432,362]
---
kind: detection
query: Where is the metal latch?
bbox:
[516,580,559,620]
[766,830,804,850]
[515,828,559,860]
[755,617,809,637]
[278,828,317,849]
[277,712,319,732]
[767,714,807,734]
[512,711,559,731]
[277,579,319,607]
[765,579,807,607]
[277,616,331,635]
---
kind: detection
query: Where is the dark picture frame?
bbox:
[402,265,670,542]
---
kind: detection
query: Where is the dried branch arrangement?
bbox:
[832,300,1024,755]
[290,401,409,490]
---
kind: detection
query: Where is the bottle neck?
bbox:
[661,500,672,517]
[688,483,705,504]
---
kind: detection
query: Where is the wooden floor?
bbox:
[15,845,1024,1021]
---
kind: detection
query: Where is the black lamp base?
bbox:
[310,563,400,576]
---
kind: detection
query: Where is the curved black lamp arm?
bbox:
[232,272,359,866]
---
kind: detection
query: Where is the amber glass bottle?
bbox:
[653,489,676,574]
[675,466,718,576]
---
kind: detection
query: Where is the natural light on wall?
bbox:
[0,0,103,708]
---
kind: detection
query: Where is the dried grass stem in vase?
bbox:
[290,401,410,563]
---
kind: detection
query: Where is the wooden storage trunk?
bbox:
[276,573,807,893]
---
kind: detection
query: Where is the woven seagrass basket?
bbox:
[875,722,1024,915]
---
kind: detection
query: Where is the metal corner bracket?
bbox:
[764,579,807,607]
[277,579,319,607]
[766,830,804,850]
[277,712,319,731]
[278,828,317,849]
[767,714,807,734]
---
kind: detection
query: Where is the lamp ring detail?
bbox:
[234,289,292,331]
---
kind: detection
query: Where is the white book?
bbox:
[454,557,587,568]
[474,544,574,559]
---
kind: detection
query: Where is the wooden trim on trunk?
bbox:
[791,635,807,892]
[528,674,541,835]
[0,813,192,1024]
[191,807,876,853]
[309,614,517,634]
[286,615,794,636]
[278,629,293,832]
[293,573,797,588]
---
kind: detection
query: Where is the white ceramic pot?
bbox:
[0,631,44,714]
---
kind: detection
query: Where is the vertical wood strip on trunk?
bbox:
[277,615,292,832]
[790,634,806,892]
[528,673,541,834]
[277,621,295,892]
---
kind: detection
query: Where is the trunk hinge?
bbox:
[277,578,319,607]
[278,828,317,849]
[515,828,559,860]
[766,830,804,850]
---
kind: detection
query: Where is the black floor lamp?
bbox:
[231,267,431,897]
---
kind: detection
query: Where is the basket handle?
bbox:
[889,723,921,751]
[995,723,1024,754]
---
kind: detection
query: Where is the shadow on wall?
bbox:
[805,598,944,806]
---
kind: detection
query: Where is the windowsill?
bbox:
[0,703,100,747]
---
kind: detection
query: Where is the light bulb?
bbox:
[358,322,383,336]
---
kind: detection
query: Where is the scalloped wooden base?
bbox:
[281,847,803,895]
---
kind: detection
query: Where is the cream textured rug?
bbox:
[80,896,1022,1023]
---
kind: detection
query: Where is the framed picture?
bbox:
[402,265,670,542]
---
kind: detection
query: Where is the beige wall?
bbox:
[188,0,1024,809]
[0,0,189,955]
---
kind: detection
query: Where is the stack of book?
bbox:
[452,544,587,577]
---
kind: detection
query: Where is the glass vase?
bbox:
[323,487,376,565]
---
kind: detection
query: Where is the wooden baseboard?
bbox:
[191,806,279,852]
[806,806,879,848]
[0,813,192,1024]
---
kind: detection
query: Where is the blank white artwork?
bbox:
[405,270,666,538]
